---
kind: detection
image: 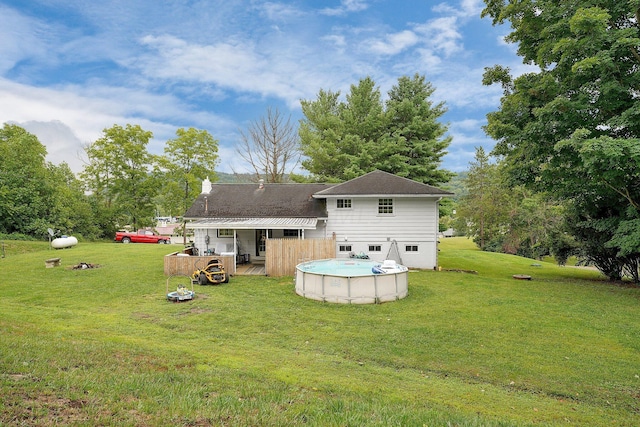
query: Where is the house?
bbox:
[183,170,453,270]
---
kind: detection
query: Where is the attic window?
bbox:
[378,198,393,214]
[337,198,352,209]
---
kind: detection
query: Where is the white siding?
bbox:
[324,196,440,269]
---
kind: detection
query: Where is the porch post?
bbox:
[233,229,237,271]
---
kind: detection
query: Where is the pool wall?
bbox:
[295,259,408,304]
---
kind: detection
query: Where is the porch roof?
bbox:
[185,217,319,230]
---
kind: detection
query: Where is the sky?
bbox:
[0,0,533,176]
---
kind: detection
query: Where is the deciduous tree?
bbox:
[157,127,219,215]
[0,124,51,236]
[236,107,299,183]
[81,124,156,232]
[481,1,640,281]
[0,124,95,239]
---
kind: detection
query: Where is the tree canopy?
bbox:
[157,127,219,217]
[299,74,453,185]
[81,124,156,232]
[0,124,95,238]
[482,0,640,281]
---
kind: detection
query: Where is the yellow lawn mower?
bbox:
[192,258,229,285]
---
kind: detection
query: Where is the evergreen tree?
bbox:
[299,74,452,185]
[455,147,506,250]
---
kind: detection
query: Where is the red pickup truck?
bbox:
[114,230,170,244]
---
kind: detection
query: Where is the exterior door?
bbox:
[255,229,267,257]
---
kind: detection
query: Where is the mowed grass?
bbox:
[0,238,638,426]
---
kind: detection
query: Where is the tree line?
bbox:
[0,124,220,240]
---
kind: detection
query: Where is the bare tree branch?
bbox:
[235,107,301,183]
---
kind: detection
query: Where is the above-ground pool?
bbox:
[295,258,409,304]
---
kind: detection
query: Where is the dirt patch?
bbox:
[189,307,212,314]
[1,393,91,426]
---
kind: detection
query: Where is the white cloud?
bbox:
[367,30,419,55]
[320,0,369,16]
[433,0,484,18]
[137,34,353,109]
[260,2,305,21]
[0,77,238,173]
[0,6,50,73]
[451,118,486,132]
[322,34,347,48]
[432,67,503,109]
[0,1,526,176]
[16,120,87,173]
[414,17,463,57]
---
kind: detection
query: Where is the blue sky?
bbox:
[0,0,532,176]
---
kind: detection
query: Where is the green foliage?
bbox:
[455,147,507,250]
[47,162,100,239]
[456,148,570,260]
[481,1,640,280]
[81,124,157,232]
[0,124,49,235]
[156,127,219,217]
[0,124,95,239]
[1,241,638,425]
[300,74,453,185]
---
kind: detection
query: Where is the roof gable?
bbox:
[313,170,454,197]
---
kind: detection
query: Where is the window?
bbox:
[339,245,352,252]
[337,198,352,209]
[405,245,418,252]
[368,245,381,252]
[378,198,393,214]
[283,229,299,237]
[217,229,233,237]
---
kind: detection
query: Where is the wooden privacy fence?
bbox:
[164,252,236,276]
[266,237,336,277]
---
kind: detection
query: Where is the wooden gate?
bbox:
[265,237,336,277]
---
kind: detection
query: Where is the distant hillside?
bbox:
[215,172,255,183]
[442,171,468,200]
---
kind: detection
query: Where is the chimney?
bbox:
[201,177,211,194]
[258,179,264,189]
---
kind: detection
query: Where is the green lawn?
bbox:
[1,238,638,426]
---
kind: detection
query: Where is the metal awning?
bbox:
[185,217,319,230]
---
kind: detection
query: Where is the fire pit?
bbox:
[71,262,100,270]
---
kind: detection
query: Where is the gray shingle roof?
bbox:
[184,171,453,219]
[313,170,454,197]
[184,183,331,219]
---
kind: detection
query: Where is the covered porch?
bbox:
[185,217,323,276]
